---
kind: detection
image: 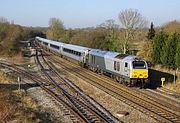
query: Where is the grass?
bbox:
[10,52,25,64]
[152,65,180,93]
[0,52,25,64]
[0,89,17,122]
[0,71,58,123]
[0,72,15,83]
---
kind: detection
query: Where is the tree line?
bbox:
[0,17,44,56]
[46,9,179,69]
[0,9,179,69]
[152,31,180,68]
[138,21,180,69]
[47,9,148,54]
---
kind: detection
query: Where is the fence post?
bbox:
[17,76,21,90]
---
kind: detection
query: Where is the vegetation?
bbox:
[47,18,65,41]
[0,17,45,56]
[152,31,180,68]
[175,41,180,69]
[152,31,168,64]
[162,20,180,33]
[46,9,148,54]
[118,9,148,53]
[0,19,21,55]
[161,32,179,67]
[0,71,58,122]
[45,11,179,71]
[0,9,179,90]
[147,22,155,40]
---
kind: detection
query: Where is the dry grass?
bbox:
[0,72,14,83]
[153,65,180,92]
[21,95,39,110]
[165,82,180,92]
[0,89,18,123]
[0,52,25,64]
[10,52,25,63]
[0,87,56,123]
[0,72,57,122]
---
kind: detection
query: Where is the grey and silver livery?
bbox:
[35,37,149,87]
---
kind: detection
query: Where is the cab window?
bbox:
[132,61,146,69]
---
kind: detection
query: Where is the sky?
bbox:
[0,0,180,28]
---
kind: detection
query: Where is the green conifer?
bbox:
[175,36,180,68]
[147,22,155,40]
[161,33,178,67]
[152,31,167,64]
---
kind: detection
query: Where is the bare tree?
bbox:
[99,19,119,30]
[0,17,8,23]
[118,9,148,54]
[47,18,64,41]
[97,19,120,51]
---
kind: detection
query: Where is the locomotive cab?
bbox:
[130,59,149,87]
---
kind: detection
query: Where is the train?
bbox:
[35,37,149,87]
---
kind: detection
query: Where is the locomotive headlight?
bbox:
[144,74,148,78]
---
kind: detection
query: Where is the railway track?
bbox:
[0,57,115,123]
[35,51,115,123]
[0,62,87,122]
[45,51,180,123]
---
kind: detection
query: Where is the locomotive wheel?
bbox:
[116,76,120,82]
[98,69,103,75]
[100,69,103,74]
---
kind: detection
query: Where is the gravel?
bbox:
[55,65,158,123]
[23,56,157,123]
[27,87,73,123]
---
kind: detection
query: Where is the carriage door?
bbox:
[124,62,129,76]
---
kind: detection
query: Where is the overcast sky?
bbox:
[0,0,180,28]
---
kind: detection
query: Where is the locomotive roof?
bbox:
[89,49,141,61]
[115,54,129,59]
[63,44,90,52]
[123,55,144,61]
[89,49,119,58]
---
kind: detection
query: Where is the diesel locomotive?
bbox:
[35,37,149,87]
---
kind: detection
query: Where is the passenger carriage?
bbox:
[36,37,64,54]
[62,44,90,67]
[35,37,149,87]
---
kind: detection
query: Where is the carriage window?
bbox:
[50,44,59,50]
[114,61,117,70]
[93,56,95,64]
[63,48,81,56]
[78,52,81,56]
[91,55,93,63]
[125,62,128,67]
[43,42,48,46]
